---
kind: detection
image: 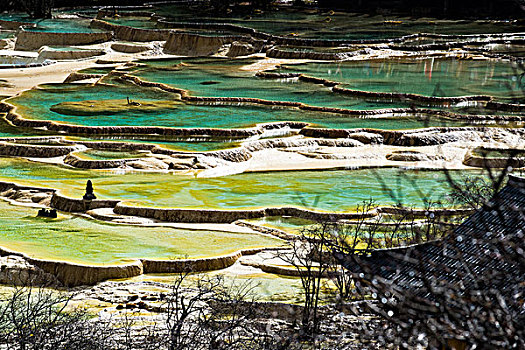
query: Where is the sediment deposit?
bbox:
[15,30,113,51]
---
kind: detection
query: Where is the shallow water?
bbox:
[0,32,15,40]
[0,11,97,33]
[0,201,282,264]
[246,216,316,234]
[0,158,469,210]
[133,58,408,110]
[280,59,525,102]
[75,149,148,160]
[8,59,513,130]
[12,84,478,130]
[69,136,241,152]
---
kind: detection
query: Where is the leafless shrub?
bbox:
[0,285,114,350]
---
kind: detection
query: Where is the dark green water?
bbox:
[279,59,525,101]
[152,4,525,39]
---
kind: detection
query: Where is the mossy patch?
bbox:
[50,99,181,116]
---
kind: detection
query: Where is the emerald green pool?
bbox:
[75,149,148,160]
[0,11,98,33]
[8,57,518,131]
[132,58,409,110]
[10,83,484,130]
[279,59,525,102]
[68,137,241,152]
[0,158,468,210]
[0,201,282,265]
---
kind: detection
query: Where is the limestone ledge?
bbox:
[50,192,120,213]
[234,220,296,240]
[300,126,525,147]
[0,183,282,287]
[90,19,171,42]
[0,181,54,207]
[332,85,491,107]
[96,6,155,19]
[121,72,524,122]
[38,47,106,60]
[0,244,142,287]
[113,203,471,224]
[90,18,266,57]
[463,148,525,168]
[257,71,516,109]
[63,72,104,83]
[111,42,153,53]
[121,73,472,118]
[141,248,262,274]
[63,153,131,169]
[2,102,524,170]
[266,47,354,61]
[15,30,113,51]
[486,101,525,113]
[152,14,525,49]
[88,12,525,65]
[0,179,473,222]
[0,242,278,287]
[0,180,472,286]
[243,137,362,152]
[0,134,292,171]
[163,31,245,56]
[386,150,442,162]
[0,140,80,158]
[1,101,302,138]
[0,255,60,287]
[0,19,36,30]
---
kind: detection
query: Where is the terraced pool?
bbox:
[278,59,525,102]
[0,158,467,210]
[7,57,521,131]
[0,5,522,277]
[0,201,282,265]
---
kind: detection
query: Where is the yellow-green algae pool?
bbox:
[0,158,465,211]
[0,200,282,265]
